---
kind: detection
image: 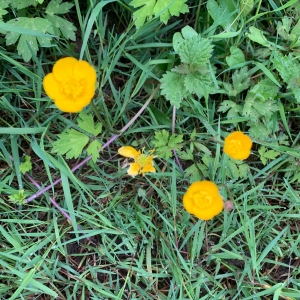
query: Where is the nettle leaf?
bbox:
[87,140,103,163]
[160,72,188,108]
[77,112,102,136]
[45,0,76,41]
[131,0,189,28]
[226,46,245,67]
[184,72,211,97]
[179,36,213,66]
[239,0,254,17]
[19,155,32,174]
[8,0,38,10]
[250,78,279,102]
[152,130,183,160]
[52,129,89,159]
[5,17,52,62]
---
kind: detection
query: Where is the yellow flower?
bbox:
[223,131,252,160]
[118,146,156,177]
[43,57,96,113]
[183,181,223,220]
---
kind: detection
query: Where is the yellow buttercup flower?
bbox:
[224,131,252,160]
[118,146,156,177]
[183,181,223,220]
[43,57,96,113]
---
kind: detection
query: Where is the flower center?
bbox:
[60,78,85,99]
[193,191,213,209]
[228,139,242,154]
[136,154,148,167]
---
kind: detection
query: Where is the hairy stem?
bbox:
[172,105,185,174]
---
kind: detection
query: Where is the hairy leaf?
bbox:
[52,129,89,159]
[160,72,188,108]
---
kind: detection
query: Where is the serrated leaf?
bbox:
[8,190,26,205]
[183,72,209,97]
[232,67,250,95]
[248,120,269,140]
[177,148,193,160]
[263,150,280,159]
[160,71,188,108]
[185,163,208,183]
[19,155,32,174]
[87,140,102,163]
[258,145,266,156]
[131,0,188,28]
[52,129,89,159]
[179,36,213,66]
[250,78,279,102]
[152,130,169,147]
[247,27,271,48]
[169,134,183,147]
[226,46,245,67]
[277,17,292,40]
[45,15,76,41]
[5,17,52,62]
[239,0,253,17]
[8,0,38,10]
[45,0,74,15]
[239,164,250,177]
[77,112,102,136]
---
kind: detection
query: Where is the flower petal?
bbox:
[53,57,78,82]
[127,163,140,177]
[43,73,65,101]
[118,146,139,158]
[54,97,84,113]
[142,165,156,175]
[73,60,97,83]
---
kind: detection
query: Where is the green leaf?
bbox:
[5,17,52,62]
[8,190,26,205]
[185,163,208,183]
[86,140,103,163]
[223,67,250,97]
[160,71,188,108]
[0,2,9,20]
[19,155,32,174]
[259,146,280,165]
[152,130,183,160]
[207,0,237,32]
[250,78,279,102]
[239,163,250,177]
[277,17,292,40]
[45,0,74,15]
[247,26,271,48]
[45,0,76,41]
[169,133,183,147]
[131,0,189,28]
[77,112,102,136]
[179,36,213,66]
[152,130,169,147]
[226,46,245,67]
[8,0,38,10]
[218,100,242,123]
[239,0,254,17]
[45,15,76,41]
[52,129,89,159]
[248,120,269,140]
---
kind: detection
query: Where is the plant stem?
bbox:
[24,84,161,203]
[172,105,185,174]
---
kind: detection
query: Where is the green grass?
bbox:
[1,0,300,299]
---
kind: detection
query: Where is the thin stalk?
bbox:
[172,105,185,174]
[24,84,161,203]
